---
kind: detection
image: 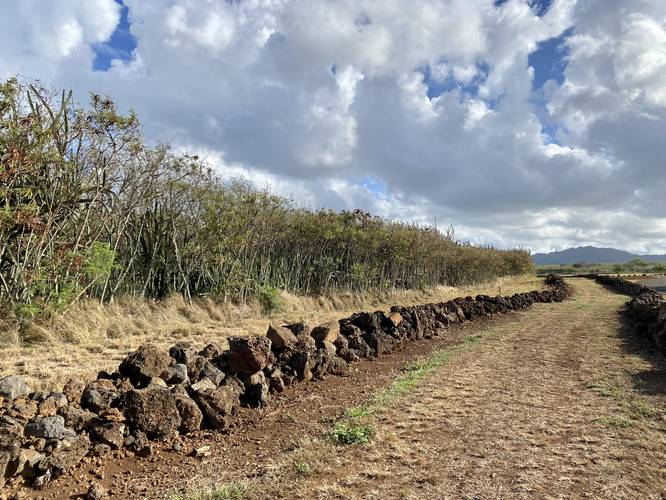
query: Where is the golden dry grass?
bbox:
[200,278,666,499]
[0,275,541,391]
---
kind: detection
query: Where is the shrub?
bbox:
[0,78,534,321]
[329,421,375,445]
[257,286,283,315]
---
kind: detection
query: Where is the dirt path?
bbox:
[249,278,666,499]
[21,278,666,499]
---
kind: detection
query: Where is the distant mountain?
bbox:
[532,246,666,265]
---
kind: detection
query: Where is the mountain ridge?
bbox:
[532,245,666,265]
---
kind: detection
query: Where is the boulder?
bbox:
[290,351,313,382]
[123,430,152,456]
[88,421,125,449]
[268,369,285,393]
[81,379,120,413]
[283,322,311,336]
[310,321,339,344]
[123,387,181,439]
[11,447,43,478]
[161,363,189,385]
[37,434,90,478]
[192,386,239,430]
[0,415,24,448]
[58,406,97,433]
[9,399,37,422]
[0,375,29,401]
[119,344,171,387]
[169,342,197,365]
[190,377,217,393]
[228,337,272,374]
[266,324,297,351]
[38,396,58,417]
[199,343,223,360]
[240,372,268,408]
[174,394,203,434]
[24,416,75,440]
[385,311,403,327]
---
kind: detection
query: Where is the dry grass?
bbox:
[0,276,541,391]
[197,278,666,499]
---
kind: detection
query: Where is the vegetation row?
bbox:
[0,79,532,323]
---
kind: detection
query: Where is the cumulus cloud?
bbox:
[1,0,666,253]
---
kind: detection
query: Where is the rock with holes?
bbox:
[266,324,298,351]
[240,372,269,408]
[174,393,203,434]
[119,344,172,387]
[81,379,120,414]
[228,337,272,375]
[25,416,75,440]
[0,415,23,449]
[169,342,198,365]
[0,376,29,401]
[36,434,90,480]
[199,343,223,360]
[58,406,97,433]
[192,386,240,430]
[10,447,44,478]
[123,387,181,439]
[88,421,125,449]
[310,321,340,344]
[161,363,189,386]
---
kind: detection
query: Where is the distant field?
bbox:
[536,260,666,276]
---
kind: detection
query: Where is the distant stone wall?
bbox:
[586,274,666,354]
[0,275,571,491]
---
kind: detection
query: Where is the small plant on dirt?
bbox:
[293,461,311,476]
[257,285,283,315]
[346,406,373,418]
[177,482,249,500]
[329,421,375,445]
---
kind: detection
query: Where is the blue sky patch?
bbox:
[361,176,389,198]
[92,0,136,71]
[528,28,572,89]
[420,62,489,101]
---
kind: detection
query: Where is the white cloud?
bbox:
[1,0,666,253]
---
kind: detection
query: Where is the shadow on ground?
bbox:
[615,312,666,396]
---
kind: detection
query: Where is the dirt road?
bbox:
[25,278,666,499]
[250,278,666,499]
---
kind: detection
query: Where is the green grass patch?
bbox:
[173,482,249,500]
[293,461,312,476]
[593,416,634,428]
[628,399,662,420]
[329,421,376,445]
[345,331,492,418]
[585,377,624,400]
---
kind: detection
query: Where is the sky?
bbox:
[1,0,666,254]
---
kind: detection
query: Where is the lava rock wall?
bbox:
[0,275,571,490]
[585,274,666,354]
